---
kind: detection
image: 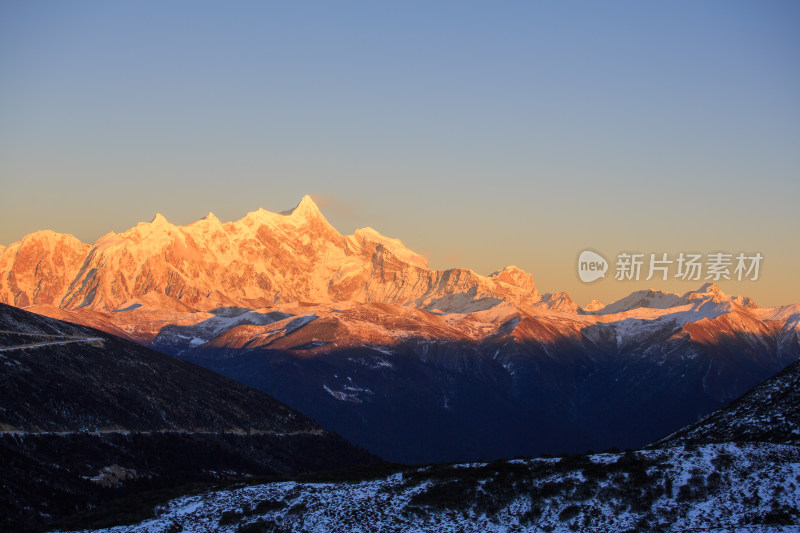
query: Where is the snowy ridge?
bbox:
[0,195,540,313]
[75,443,800,533]
[590,282,758,316]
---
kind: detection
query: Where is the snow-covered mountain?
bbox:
[0,230,89,307]
[78,442,800,533]
[0,196,539,312]
[590,282,759,315]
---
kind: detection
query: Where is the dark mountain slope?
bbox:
[0,303,376,531]
[180,304,799,464]
[655,358,800,447]
[76,344,800,532]
[0,302,313,433]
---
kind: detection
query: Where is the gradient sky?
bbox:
[1,1,798,307]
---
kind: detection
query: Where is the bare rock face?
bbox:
[0,196,541,312]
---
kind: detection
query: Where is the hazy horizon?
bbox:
[2,2,798,307]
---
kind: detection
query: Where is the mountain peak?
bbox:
[697,282,720,293]
[597,288,683,315]
[683,282,758,308]
[289,195,323,219]
[684,282,726,302]
[538,291,578,313]
[583,299,605,312]
[149,213,170,226]
[20,230,86,247]
[354,226,381,237]
[188,212,223,231]
[489,266,538,297]
[22,229,56,240]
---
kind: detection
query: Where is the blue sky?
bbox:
[1,1,798,305]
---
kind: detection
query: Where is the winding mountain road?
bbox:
[0,329,105,352]
[0,428,326,437]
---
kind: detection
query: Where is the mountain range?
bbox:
[0,195,540,313]
[2,196,799,464]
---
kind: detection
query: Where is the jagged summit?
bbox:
[149,213,171,225]
[697,281,719,292]
[491,265,525,275]
[240,195,334,233]
[683,282,758,308]
[490,266,538,293]
[683,282,723,300]
[274,194,322,217]
[537,291,578,313]
[583,299,604,312]
[290,194,324,219]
